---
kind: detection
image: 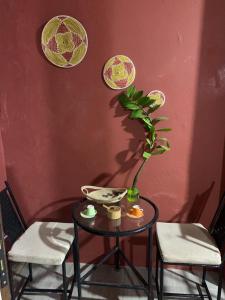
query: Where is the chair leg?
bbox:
[62,260,68,300]
[7,260,14,300]
[155,248,159,296]
[217,266,223,300]
[74,221,81,299]
[159,260,164,300]
[72,241,77,281]
[202,266,207,286]
[28,263,33,281]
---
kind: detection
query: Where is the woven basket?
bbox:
[81,186,127,204]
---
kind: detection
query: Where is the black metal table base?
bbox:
[79,246,152,298]
[74,227,154,299]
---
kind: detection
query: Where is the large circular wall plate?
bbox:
[147,90,166,107]
[103,55,136,89]
[41,15,88,68]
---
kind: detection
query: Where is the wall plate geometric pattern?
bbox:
[103,55,136,89]
[41,15,88,68]
[147,90,166,107]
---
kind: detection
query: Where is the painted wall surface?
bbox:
[0,133,6,190]
[0,0,225,266]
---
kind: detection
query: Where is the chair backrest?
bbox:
[209,191,225,249]
[0,207,12,297]
[0,181,26,246]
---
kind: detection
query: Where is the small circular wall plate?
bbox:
[103,55,136,89]
[41,15,88,68]
[147,90,166,107]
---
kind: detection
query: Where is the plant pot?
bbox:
[127,187,139,203]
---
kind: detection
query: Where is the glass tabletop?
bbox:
[73,196,158,237]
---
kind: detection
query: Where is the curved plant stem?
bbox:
[132,158,149,188]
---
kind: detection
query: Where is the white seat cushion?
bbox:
[8,222,74,265]
[156,222,221,265]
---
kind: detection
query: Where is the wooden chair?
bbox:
[0,181,76,299]
[155,192,225,299]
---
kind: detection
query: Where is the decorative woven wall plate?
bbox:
[41,15,88,68]
[103,55,136,89]
[147,90,166,107]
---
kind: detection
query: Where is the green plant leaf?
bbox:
[137,96,153,107]
[151,146,167,155]
[145,137,155,150]
[118,94,140,110]
[156,128,172,132]
[160,145,170,151]
[142,117,152,126]
[152,130,156,143]
[130,109,145,119]
[145,138,151,145]
[151,143,170,155]
[158,137,169,143]
[158,137,170,148]
[132,91,143,101]
[126,85,136,97]
[147,104,161,113]
[118,93,130,107]
[125,103,140,110]
[159,137,168,141]
[143,151,152,159]
[152,116,168,125]
[122,102,139,110]
[118,93,129,102]
[117,86,171,173]
[144,124,153,132]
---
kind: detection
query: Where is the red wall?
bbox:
[0,133,6,189]
[0,0,225,266]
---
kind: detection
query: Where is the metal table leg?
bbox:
[147,227,153,300]
[115,236,120,270]
[74,221,81,299]
[62,260,68,300]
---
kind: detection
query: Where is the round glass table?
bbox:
[72,196,159,300]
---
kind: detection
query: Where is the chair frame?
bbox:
[1,181,76,300]
[155,192,225,300]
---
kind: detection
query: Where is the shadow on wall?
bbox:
[28,197,81,223]
[187,0,225,225]
[90,95,145,188]
[171,1,225,224]
[220,139,225,197]
[169,182,215,223]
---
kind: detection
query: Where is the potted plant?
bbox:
[117,85,171,202]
